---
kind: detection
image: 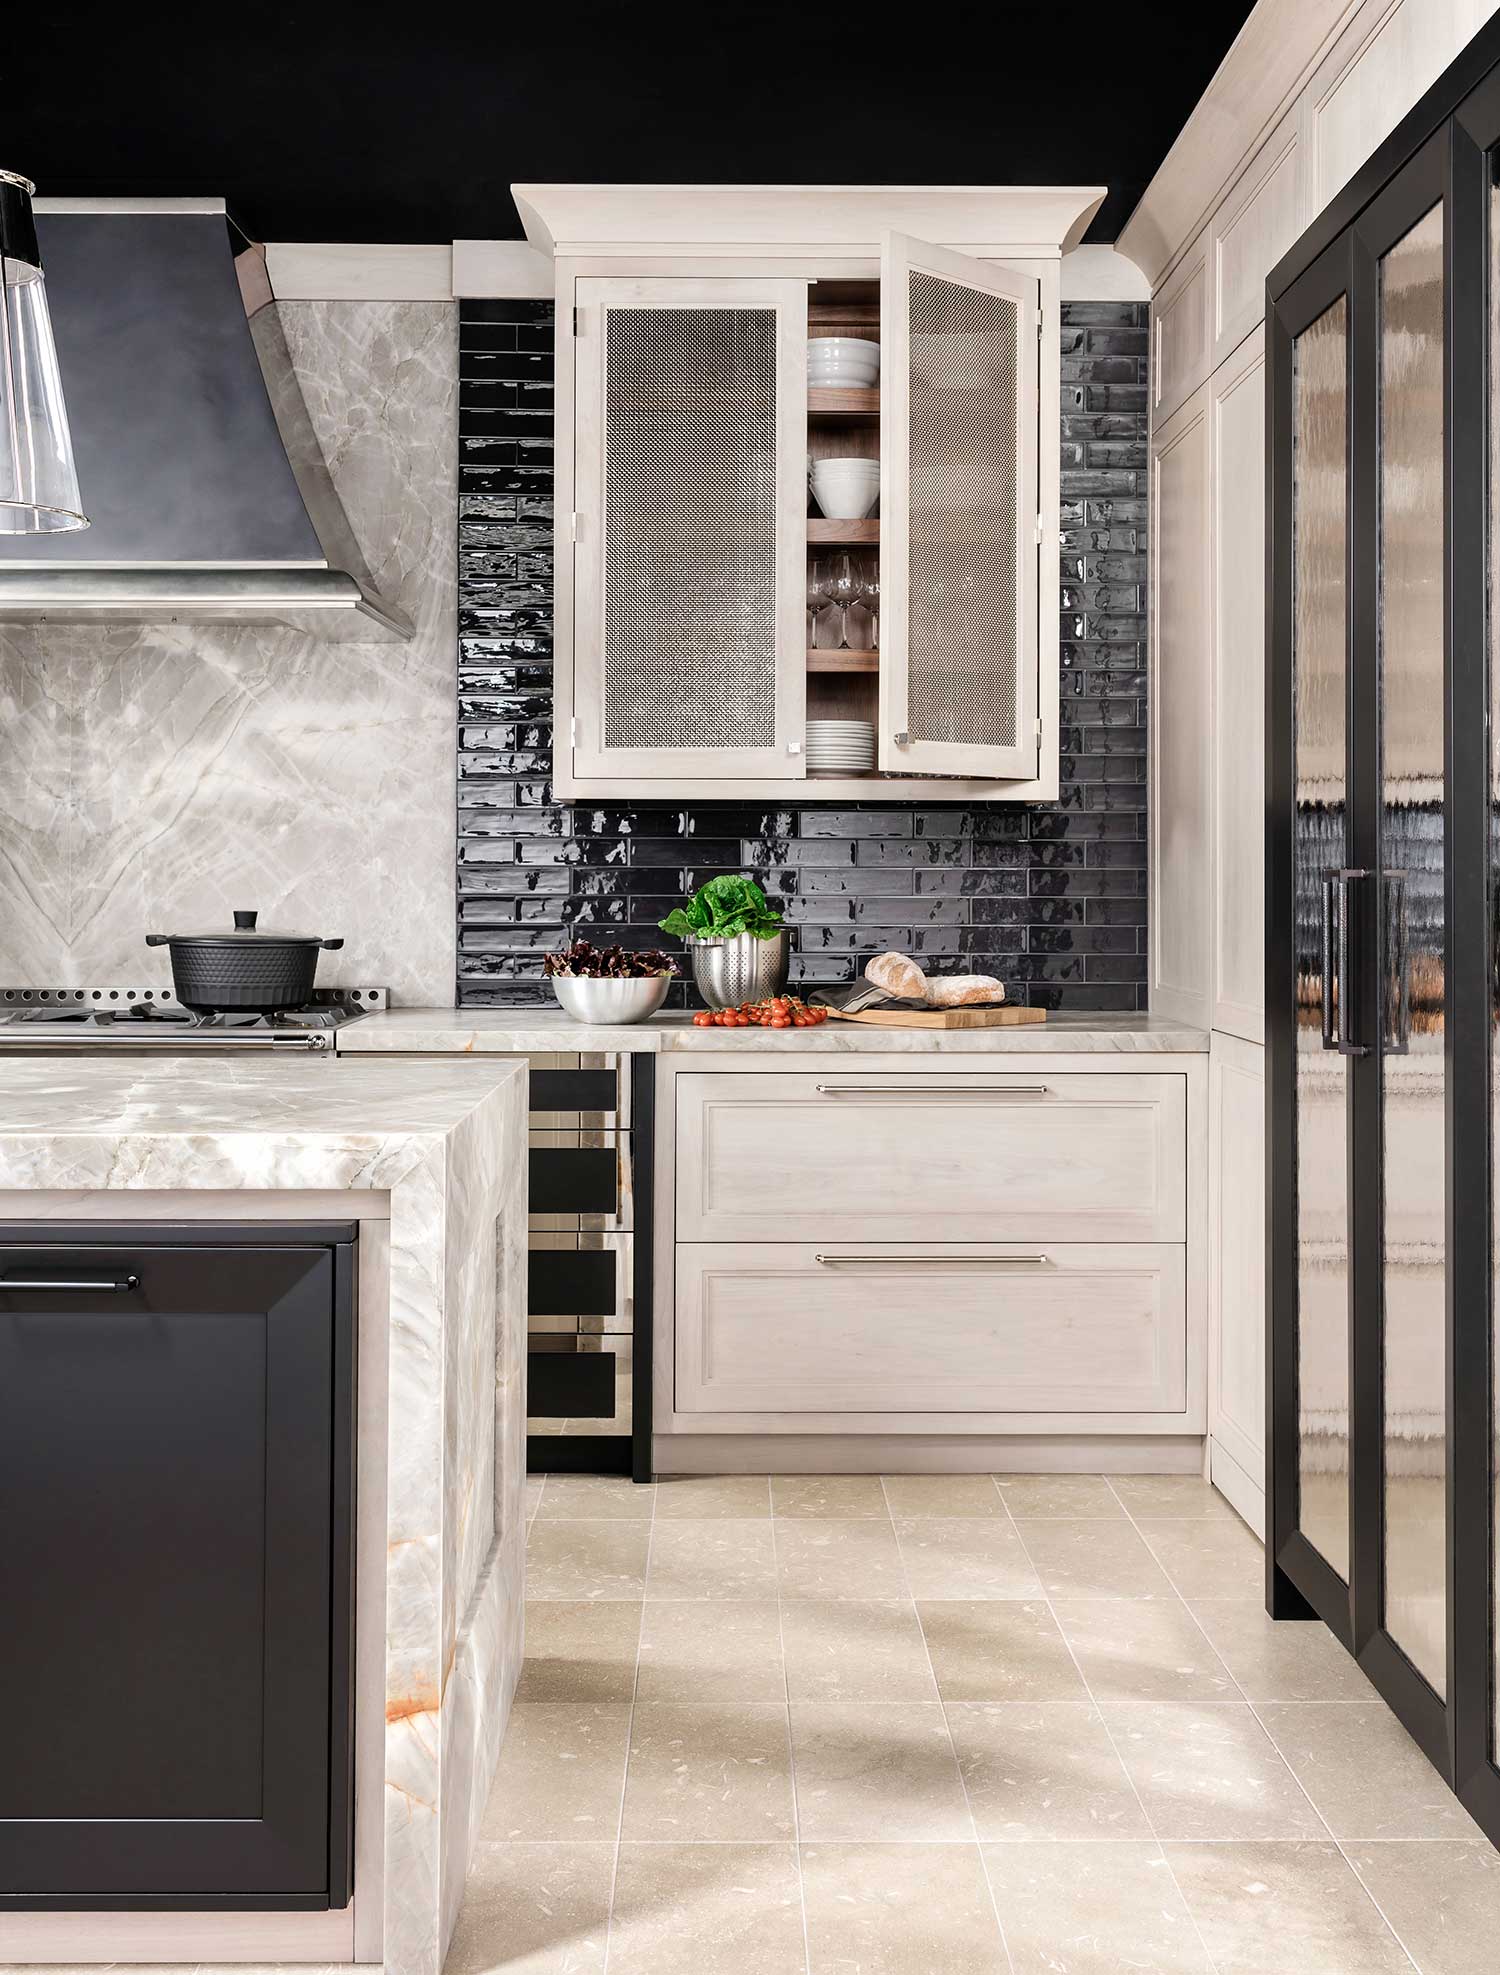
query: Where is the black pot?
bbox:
[146,911,345,1012]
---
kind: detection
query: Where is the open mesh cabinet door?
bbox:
[572,277,807,781]
[879,233,1039,779]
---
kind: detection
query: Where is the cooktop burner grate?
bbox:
[0,985,387,1047]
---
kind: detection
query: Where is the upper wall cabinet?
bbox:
[523,183,1103,803]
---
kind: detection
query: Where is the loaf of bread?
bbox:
[927,973,1006,1008]
[865,950,929,1001]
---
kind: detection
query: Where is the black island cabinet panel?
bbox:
[0,1224,356,1909]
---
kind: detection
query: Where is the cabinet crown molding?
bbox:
[512,183,1106,260]
[1115,0,1353,283]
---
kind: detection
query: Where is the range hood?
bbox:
[0,199,411,639]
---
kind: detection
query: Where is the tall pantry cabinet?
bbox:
[1137,0,1500,1540]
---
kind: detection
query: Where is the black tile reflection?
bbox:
[456,301,1149,1010]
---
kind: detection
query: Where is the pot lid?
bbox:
[147,910,342,948]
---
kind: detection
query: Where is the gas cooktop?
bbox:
[0,985,387,1051]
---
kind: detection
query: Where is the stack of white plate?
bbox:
[808,337,880,389]
[807,720,876,773]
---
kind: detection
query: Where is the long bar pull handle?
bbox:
[1320,869,1369,1057]
[815,1253,1050,1268]
[813,1083,1049,1098]
[1383,870,1410,1055]
[0,1275,140,1292]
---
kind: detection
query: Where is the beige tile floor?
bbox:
[445,1473,1500,1975]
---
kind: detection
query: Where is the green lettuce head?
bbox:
[659,872,785,942]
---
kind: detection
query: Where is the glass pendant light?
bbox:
[0,170,87,533]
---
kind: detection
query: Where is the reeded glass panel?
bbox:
[1491,176,1500,1759]
[1378,201,1446,1698]
[906,271,1019,748]
[1293,296,1352,1582]
[603,307,777,750]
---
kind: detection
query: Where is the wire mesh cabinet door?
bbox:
[571,277,808,781]
[879,232,1039,780]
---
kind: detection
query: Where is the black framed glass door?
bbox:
[1269,13,1500,1851]
[1269,134,1459,1806]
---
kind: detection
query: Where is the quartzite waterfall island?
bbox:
[0,1055,527,1975]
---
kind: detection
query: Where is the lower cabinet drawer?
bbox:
[675,1243,1187,1417]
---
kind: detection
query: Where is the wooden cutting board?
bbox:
[826,1003,1047,1029]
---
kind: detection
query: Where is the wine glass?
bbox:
[824,553,857,650]
[844,555,877,652]
[810,556,844,651]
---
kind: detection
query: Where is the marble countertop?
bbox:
[0,1055,526,1189]
[335,1008,1209,1055]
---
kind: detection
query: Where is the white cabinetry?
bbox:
[525,184,1104,803]
[1150,238,1209,423]
[1149,387,1213,1028]
[655,1049,1208,1465]
[1210,328,1267,1044]
[1208,1032,1265,1535]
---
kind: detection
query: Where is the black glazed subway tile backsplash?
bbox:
[456,297,1149,1010]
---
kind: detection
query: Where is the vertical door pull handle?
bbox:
[1321,868,1370,1057]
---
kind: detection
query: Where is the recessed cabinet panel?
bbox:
[1211,330,1267,1042]
[1150,388,1212,1025]
[676,1071,1186,1244]
[571,276,807,780]
[1152,239,1209,422]
[676,1243,1187,1417]
[880,232,1039,780]
[1213,129,1303,367]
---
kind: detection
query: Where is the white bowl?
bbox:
[809,337,880,387]
[810,458,881,520]
[549,974,671,1025]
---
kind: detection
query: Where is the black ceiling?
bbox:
[6,4,1256,246]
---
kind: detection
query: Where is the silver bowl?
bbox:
[549,974,671,1025]
[688,931,791,1010]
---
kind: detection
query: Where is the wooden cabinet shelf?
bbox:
[808,386,880,421]
[807,648,879,673]
[807,517,879,545]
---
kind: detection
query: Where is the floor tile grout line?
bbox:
[1101,1476,1348,1852]
[1331,1840,1428,1974]
[1098,1478,1431,1971]
[1006,1498,1230,1975]
[769,1509,816,1975]
[601,1481,658,1974]
[906,1518,1017,1975]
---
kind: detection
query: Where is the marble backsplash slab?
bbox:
[0,299,458,1004]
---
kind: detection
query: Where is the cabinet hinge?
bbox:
[572,306,580,337]
[1034,514,1045,546]
[1035,719,1044,745]
[568,511,578,544]
[570,716,578,748]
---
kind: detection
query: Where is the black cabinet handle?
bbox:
[0,1274,141,1292]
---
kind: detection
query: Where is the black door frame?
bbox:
[1267,11,1500,1850]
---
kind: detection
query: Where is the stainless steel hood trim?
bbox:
[0,566,412,636]
[0,202,415,643]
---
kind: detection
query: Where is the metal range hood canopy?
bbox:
[0,199,411,640]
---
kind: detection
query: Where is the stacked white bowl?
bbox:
[807,720,876,772]
[808,336,881,389]
[810,457,880,520]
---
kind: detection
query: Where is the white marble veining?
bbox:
[0,1056,526,1975]
[0,299,458,1005]
[336,1007,1210,1055]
